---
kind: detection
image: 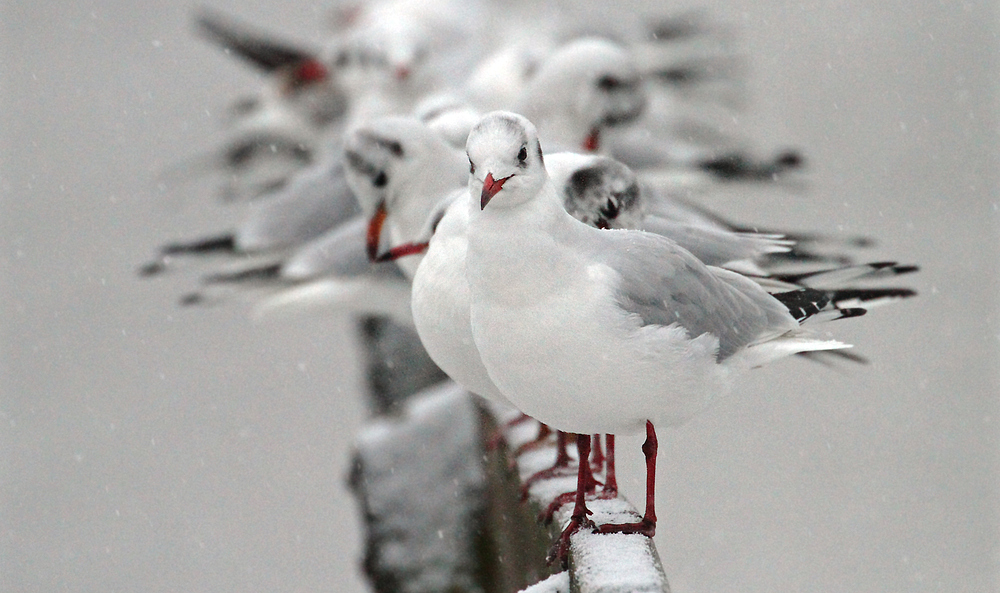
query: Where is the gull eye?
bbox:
[374,171,388,188]
[517,145,527,163]
[385,141,403,157]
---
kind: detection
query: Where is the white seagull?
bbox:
[400,152,794,413]
[462,111,887,559]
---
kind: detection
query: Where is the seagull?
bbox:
[195,9,346,130]
[179,9,349,200]
[461,111,913,561]
[343,115,469,278]
[323,0,489,125]
[397,152,793,411]
[380,149,903,515]
[513,37,647,153]
[547,152,794,273]
[378,143,910,434]
[503,35,803,181]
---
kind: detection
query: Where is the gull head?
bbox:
[519,38,646,150]
[343,116,446,214]
[559,156,643,229]
[344,116,465,261]
[327,19,430,84]
[467,111,547,210]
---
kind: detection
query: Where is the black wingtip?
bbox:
[797,349,871,366]
[194,8,317,73]
[160,233,237,256]
[137,260,167,277]
[772,262,920,286]
[835,307,868,320]
[773,287,831,322]
[773,288,872,323]
[179,292,204,307]
[829,288,918,305]
[775,150,804,169]
[827,349,871,365]
[204,262,283,284]
[698,148,806,181]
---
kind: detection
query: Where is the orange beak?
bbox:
[366,201,387,261]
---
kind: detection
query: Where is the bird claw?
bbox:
[546,514,596,567]
[596,517,656,538]
[539,487,600,524]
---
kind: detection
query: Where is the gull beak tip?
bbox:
[480,172,508,210]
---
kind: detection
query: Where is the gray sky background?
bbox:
[1,1,997,592]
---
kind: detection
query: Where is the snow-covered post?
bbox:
[356,316,448,415]
[350,317,552,592]
[349,317,670,592]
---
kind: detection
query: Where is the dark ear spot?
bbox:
[536,141,544,166]
[567,165,603,199]
[377,138,404,157]
[596,75,622,90]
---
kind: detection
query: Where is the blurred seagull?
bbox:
[180,9,349,200]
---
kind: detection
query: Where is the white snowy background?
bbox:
[1,0,996,592]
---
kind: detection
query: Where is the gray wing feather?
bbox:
[281,216,374,280]
[235,158,359,251]
[593,231,796,359]
[639,214,789,266]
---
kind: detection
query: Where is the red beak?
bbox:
[481,172,511,210]
[375,241,430,262]
[366,201,387,261]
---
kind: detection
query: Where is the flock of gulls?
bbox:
[141,0,918,568]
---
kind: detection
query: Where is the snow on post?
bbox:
[350,382,487,592]
[502,414,672,593]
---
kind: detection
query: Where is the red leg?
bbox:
[520,431,574,501]
[597,421,656,536]
[547,433,597,566]
[514,423,553,457]
[539,434,601,523]
[597,434,618,499]
[591,434,604,471]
